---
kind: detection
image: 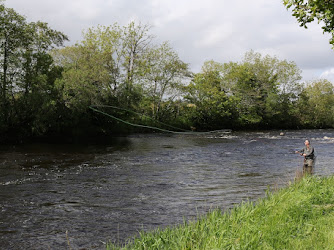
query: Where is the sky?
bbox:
[4,0,334,82]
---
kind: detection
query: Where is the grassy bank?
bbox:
[107,176,334,249]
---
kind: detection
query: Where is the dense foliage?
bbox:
[0,2,68,142]
[185,54,303,130]
[1,2,334,143]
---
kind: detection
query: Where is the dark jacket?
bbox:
[300,146,315,160]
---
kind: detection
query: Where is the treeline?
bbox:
[1,3,334,143]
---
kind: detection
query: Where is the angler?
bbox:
[295,139,315,176]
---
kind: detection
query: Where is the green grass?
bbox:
[107,176,334,249]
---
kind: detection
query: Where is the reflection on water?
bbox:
[1,130,334,249]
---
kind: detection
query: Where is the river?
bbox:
[1,130,334,249]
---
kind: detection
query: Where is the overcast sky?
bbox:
[4,0,334,82]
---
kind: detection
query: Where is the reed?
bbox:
[294,166,304,182]
[107,176,334,249]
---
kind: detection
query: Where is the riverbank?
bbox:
[107,176,334,249]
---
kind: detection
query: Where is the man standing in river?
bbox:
[295,139,315,176]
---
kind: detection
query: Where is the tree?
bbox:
[297,79,334,128]
[0,3,26,123]
[52,22,194,133]
[0,2,68,139]
[53,22,155,112]
[16,21,68,136]
[283,0,334,46]
[121,22,154,90]
[79,24,122,98]
[53,41,112,112]
[269,59,303,128]
[220,52,281,127]
[218,51,302,128]
[185,60,236,130]
[20,21,68,95]
[53,24,126,113]
[140,41,190,120]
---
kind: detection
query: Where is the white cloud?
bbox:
[151,0,198,24]
[194,23,235,48]
[320,68,334,82]
[66,1,103,21]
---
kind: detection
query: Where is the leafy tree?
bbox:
[283,0,334,46]
[222,61,265,126]
[54,44,110,112]
[185,51,302,130]
[20,21,68,94]
[16,21,68,135]
[297,79,334,128]
[52,22,192,134]
[269,59,302,128]
[185,60,236,130]
[53,25,122,113]
[121,22,154,91]
[53,22,154,111]
[139,41,190,120]
[79,24,122,97]
[0,3,26,124]
[0,2,68,140]
[222,51,302,128]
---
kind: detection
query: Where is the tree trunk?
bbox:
[2,38,8,121]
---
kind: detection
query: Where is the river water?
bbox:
[1,130,334,249]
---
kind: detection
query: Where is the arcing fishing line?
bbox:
[90,104,190,132]
[89,106,191,134]
[89,105,231,135]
